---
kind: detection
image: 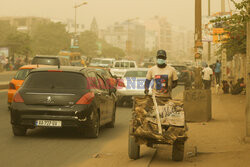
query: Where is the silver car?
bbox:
[116,68,152,106]
[110,60,137,78]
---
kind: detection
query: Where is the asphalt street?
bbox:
[0,71,16,83]
[0,86,184,167]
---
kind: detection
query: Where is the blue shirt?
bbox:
[215,62,221,73]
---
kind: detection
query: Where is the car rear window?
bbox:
[31,57,59,65]
[124,71,147,78]
[23,72,87,89]
[14,69,32,80]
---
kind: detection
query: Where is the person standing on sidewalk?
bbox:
[202,64,213,89]
[215,60,221,85]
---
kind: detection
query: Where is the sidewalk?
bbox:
[151,92,250,167]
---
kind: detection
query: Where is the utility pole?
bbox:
[208,0,211,62]
[246,3,250,139]
[221,0,225,13]
[195,0,202,59]
[221,0,227,81]
[194,0,203,88]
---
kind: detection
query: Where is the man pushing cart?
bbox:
[128,50,188,161]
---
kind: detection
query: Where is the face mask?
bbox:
[157,59,165,65]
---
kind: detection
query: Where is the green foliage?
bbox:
[0,22,15,46]
[79,31,98,56]
[5,31,32,55]
[102,46,125,59]
[79,31,125,58]
[30,22,70,55]
[211,0,250,60]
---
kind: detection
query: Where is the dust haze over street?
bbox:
[0,0,250,167]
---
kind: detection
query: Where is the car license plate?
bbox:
[35,120,62,127]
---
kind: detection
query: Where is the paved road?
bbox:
[0,86,184,167]
[0,71,16,83]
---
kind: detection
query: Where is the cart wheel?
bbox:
[128,120,140,160]
[128,135,140,160]
[172,141,185,161]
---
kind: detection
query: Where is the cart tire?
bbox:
[172,141,184,161]
[128,135,140,160]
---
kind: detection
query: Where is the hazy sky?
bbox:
[1,0,239,30]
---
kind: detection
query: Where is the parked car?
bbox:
[116,68,151,107]
[7,65,48,106]
[31,55,71,66]
[110,60,137,77]
[10,66,116,138]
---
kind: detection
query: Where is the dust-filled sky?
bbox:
[0,0,240,30]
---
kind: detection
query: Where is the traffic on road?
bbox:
[0,0,249,166]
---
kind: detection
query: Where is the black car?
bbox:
[172,65,194,85]
[10,66,116,138]
[31,55,71,66]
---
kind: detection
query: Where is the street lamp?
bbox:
[74,1,87,35]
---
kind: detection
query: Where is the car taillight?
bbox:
[9,82,16,90]
[76,92,95,104]
[117,81,125,87]
[13,92,24,103]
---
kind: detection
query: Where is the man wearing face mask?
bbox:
[144,50,178,98]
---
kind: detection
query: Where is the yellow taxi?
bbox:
[8,65,46,105]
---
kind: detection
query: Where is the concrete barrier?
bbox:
[183,89,212,122]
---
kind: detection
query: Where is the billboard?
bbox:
[213,28,229,43]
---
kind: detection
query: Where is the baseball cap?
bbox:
[157,50,167,59]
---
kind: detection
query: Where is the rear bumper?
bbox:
[10,103,93,128]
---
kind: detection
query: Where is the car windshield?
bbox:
[31,57,59,65]
[115,62,132,68]
[23,72,87,89]
[91,59,101,63]
[14,69,32,80]
[124,71,148,78]
[101,60,112,64]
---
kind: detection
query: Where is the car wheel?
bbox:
[172,140,185,161]
[106,105,116,128]
[86,109,100,138]
[12,125,27,136]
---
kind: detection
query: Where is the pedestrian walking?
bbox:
[202,63,213,89]
[215,60,221,85]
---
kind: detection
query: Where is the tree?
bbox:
[5,31,32,56]
[211,0,250,60]
[102,46,125,59]
[79,31,98,56]
[0,22,15,46]
[30,22,70,55]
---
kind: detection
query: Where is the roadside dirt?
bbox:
[150,93,250,167]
